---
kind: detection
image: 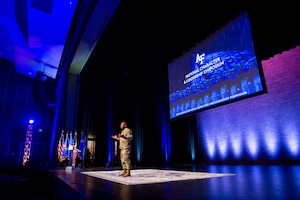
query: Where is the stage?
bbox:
[1,164,300,199]
[49,164,300,199]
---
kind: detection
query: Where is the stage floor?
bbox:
[47,164,300,200]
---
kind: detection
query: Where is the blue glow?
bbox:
[205,165,300,199]
[216,133,228,159]
[161,108,171,163]
[161,128,167,162]
[29,119,34,124]
[230,134,242,158]
[3,0,78,79]
[135,120,143,163]
[206,137,216,158]
[107,128,113,165]
[245,129,259,159]
[283,121,300,157]
[189,132,195,161]
[262,126,279,157]
[161,126,171,163]
[106,96,113,165]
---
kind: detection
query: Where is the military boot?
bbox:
[123,169,131,177]
[119,169,126,176]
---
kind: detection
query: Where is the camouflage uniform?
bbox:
[118,127,133,171]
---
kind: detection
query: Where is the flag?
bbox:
[74,130,78,148]
[64,132,70,158]
[69,131,74,150]
[69,131,75,166]
[57,131,66,162]
[78,131,86,160]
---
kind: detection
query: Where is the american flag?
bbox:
[57,133,65,162]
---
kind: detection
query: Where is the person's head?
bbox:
[120,121,127,129]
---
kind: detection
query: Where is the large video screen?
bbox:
[168,12,266,120]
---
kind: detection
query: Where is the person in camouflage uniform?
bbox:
[111,121,133,177]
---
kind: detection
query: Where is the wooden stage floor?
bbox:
[1,164,300,200]
[51,164,300,200]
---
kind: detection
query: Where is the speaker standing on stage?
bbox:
[111,121,133,177]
